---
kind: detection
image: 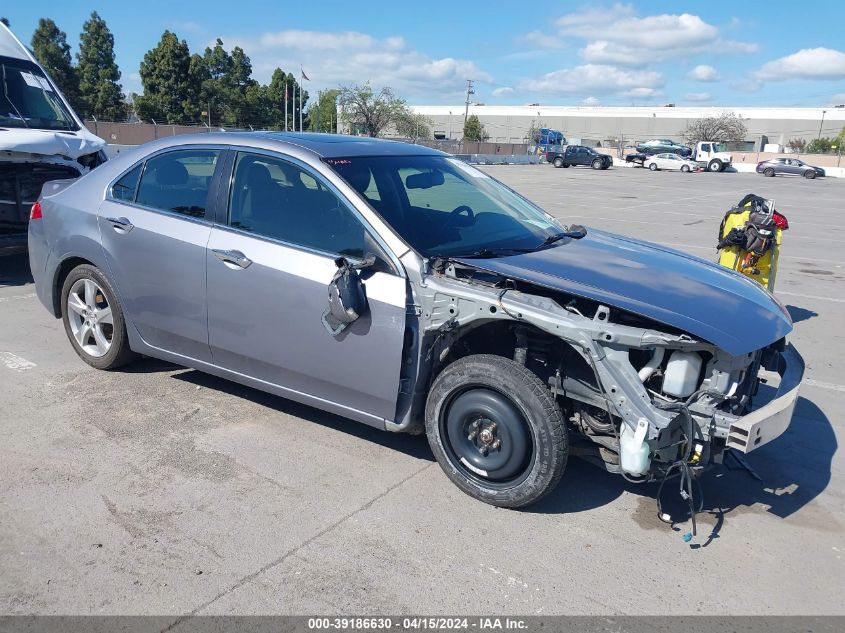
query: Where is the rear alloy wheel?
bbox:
[804,170,816,179]
[425,354,567,508]
[591,159,602,169]
[764,167,775,177]
[61,264,136,370]
[649,162,658,171]
[553,157,564,168]
[681,164,690,173]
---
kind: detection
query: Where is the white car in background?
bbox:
[644,153,700,173]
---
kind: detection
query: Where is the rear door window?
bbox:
[135,150,220,218]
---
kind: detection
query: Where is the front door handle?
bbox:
[212,248,252,269]
[105,216,134,233]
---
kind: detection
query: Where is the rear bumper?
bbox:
[726,344,804,453]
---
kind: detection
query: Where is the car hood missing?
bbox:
[454,228,792,356]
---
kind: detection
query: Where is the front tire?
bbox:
[61,264,136,370]
[591,159,602,170]
[708,159,723,172]
[804,170,816,179]
[648,162,658,171]
[681,164,690,173]
[425,354,567,508]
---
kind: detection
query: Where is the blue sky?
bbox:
[5,0,845,107]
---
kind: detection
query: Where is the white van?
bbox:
[1,22,106,254]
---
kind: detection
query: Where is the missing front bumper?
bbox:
[726,344,804,453]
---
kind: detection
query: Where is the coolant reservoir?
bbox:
[662,351,703,398]
[619,418,650,476]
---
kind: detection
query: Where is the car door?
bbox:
[98,148,223,362]
[205,150,407,423]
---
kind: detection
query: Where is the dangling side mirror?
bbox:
[321,256,373,336]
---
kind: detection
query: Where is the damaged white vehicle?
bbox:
[1,22,106,254]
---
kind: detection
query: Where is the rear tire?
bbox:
[764,167,775,177]
[553,157,564,168]
[804,170,816,179]
[648,162,658,171]
[425,354,567,508]
[61,264,137,370]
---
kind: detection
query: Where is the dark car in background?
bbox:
[549,145,612,170]
[756,157,825,179]
[636,139,692,157]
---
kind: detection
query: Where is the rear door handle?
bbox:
[105,216,134,233]
[212,248,252,269]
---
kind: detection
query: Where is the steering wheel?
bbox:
[441,205,475,231]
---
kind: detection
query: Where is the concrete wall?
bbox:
[407,105,845,147]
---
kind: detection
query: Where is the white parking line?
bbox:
[803,379,845,393]
[0,351,36,372]
[0,292,36,304]
[777,291,845,304]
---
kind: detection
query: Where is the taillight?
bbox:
[30,201,42,220]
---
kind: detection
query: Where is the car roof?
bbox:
[130,131,447,159]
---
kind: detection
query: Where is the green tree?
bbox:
[463,114,488,141]
[395,111,432,140]
[77,11,124,120]
[30,18,81,113]
[134,31,193,123]
[338,83,406,137]
[309,89,340,133]
[201,39,232,125]
[267,68,308,130]
[807,137,834,153]
[185,53,211,123]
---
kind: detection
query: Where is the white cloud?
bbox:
[684,92,713,102]
[523,64,663,96]
[689,65,719,82]
[624,87,662,99]
[755,48,845,80]
[517,30,565,50]
[581,96,601,106]
[826,93,845,106]
[214,29,490,99]
[517,6,759,67]
[492,86,515,97]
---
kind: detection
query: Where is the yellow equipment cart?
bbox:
[717,194,789,291]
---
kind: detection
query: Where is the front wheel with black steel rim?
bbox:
[425,354,567,508]
[61,264,136,370]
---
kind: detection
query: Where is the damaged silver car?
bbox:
[1,22,106,254]
[28,132,803,509]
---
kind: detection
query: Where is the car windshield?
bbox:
[326,155,564,258]
[0,58,78,131]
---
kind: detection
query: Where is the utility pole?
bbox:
[818,110,827,140]
[463,79,475,128]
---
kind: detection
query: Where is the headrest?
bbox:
[154,160,189,186]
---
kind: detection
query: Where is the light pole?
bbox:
[818,110,826,140]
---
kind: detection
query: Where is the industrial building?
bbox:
[406,105,845,149]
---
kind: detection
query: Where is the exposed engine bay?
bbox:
[394,255,802,525]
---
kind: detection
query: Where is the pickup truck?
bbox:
[548,145,612,170]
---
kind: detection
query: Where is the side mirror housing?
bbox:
[322,257,370,336]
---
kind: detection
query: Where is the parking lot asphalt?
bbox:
[0,165,843,618]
